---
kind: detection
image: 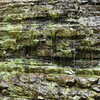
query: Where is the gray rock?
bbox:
[97,78,100,85]
[90,0,100,3]
[38,96,44,100]
[73,96,81,100]
[76,77,90,88]
[0,81,9,89]
[92,85,100,93]
[64,70,75,75]
[88,78,98,84]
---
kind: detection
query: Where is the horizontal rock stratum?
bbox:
[0,0,100,60]
[0,58,99,100]
[0,0,100,99]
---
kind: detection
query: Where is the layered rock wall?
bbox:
[0,1,100,99]
[0,0,100,60]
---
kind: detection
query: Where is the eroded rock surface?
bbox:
[0,0,99,60]
[0,0,100,100]
[0,72,100,100]
[0,59,99,99]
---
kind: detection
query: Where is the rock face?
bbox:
[0,0,100,60]
[0,71,100,100]
[0,0,100,99]
[0,58,99,100]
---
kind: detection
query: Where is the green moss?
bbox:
[75,69,100,76]
[81,39,95,46]
[0,50,6,57]
[4,14,22,22]
[77,46,100,52]
[93,70,100,76]
[49,10,60,19]
[76,69,94,76]
[57,49,72,57]
[45,68,63,74]
[0,39,17,50]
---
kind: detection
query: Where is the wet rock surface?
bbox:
[0,0,100,99]
[0,59,99,99]
[0,0,99,61]
[0,72,99,100]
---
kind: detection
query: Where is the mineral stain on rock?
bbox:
[0,0,100,100]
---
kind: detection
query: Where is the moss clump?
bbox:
[0,50,6,57]
[4,14,22,22]
[81,39,94,46]
[47,28,85,39]
[75,69,94,76]
[93,70,100,76]
[0,39,17,50]
[75,69,100,76]
[49,10,60,19]
[56,49,72,57]
[77,46,100,53]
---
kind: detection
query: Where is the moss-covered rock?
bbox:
[0,39,16,50]
[0,0,100,99]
